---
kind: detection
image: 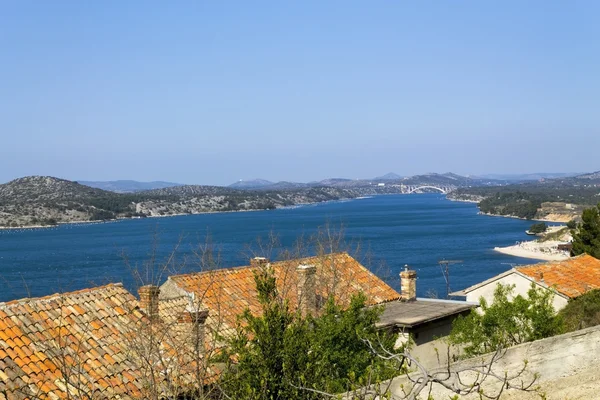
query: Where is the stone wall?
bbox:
[346,324,600,399]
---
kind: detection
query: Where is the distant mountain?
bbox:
[477,173,583,181]
[79,180,182,193]
[229,179,274,189]
[574,171,600,180]
[374,172,402,181]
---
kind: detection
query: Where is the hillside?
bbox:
[448,171,600,220]
[0,176,172,227]
[0,177,360,228]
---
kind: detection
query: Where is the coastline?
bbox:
[494,243,570,261]
[493,225,571,261]
[0,196,364,231]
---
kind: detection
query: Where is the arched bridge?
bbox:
[395,185,456,194]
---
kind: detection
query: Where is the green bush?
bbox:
[558,289,600,332]
[220,267,398,399]
[450,283,563,356]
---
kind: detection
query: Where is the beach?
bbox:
[494,226,571,261]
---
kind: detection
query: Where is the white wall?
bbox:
[465,272,568,312]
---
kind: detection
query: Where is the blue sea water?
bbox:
[0,194,541,302]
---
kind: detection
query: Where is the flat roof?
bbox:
[376,298,477,329]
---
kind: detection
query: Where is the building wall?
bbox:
[389,324,600,399]
[465,272,568,312]
[393,312,471,368]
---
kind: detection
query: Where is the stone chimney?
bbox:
[297,264,317,316]
[400,265,417,302]
[138,285,160,322]
[250,257,269,268]
[177,309,209,357]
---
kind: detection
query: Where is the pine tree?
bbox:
[571,203,600,259]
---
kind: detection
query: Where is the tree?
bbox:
[571,203,600,259]
[528,222,547,234]
[220,266,398,400]
[449,283,563,356]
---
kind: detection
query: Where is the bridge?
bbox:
[391,184,456,194]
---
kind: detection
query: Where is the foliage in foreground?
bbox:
[220,267,398,400]
[449,283,563,356]
[558,289,600,332]
[571,203,600,259]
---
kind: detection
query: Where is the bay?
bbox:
[0,194,539,302]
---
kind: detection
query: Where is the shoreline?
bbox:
[0,196,363,231]
[494,225,571,261]
[448,197,576,223]
[494,244,570,261]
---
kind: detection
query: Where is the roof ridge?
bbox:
[516,254,597,272]
[0,282,126,310]
[170,252,349,281]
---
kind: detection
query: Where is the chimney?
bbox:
[297,264,317,316]
[400,265,417,302]
[177,309,209,357]
[250,257,269,268]
[138,285,160,322]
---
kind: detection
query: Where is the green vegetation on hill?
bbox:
[450,174,600,220]
[0,176,362,227]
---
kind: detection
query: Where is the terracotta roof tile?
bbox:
[517,254,600,298]
[161,252,399,337]
[0,283,189,399]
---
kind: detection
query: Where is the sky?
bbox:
[1,2,599,185]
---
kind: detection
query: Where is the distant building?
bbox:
[451,254,600,311]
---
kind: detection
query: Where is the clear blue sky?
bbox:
[1,2,598,185]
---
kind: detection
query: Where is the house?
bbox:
[0,283,216,400]
[450,254,600,311]
[160,254,476,366]
[158,252,401,339]
[376,267,477,366]
[0,252,477,398]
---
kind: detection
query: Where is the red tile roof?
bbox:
[0,283,213,399]
[160,252,400,336]
[517,254,600,298]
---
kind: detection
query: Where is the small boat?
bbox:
[525,230,537,236]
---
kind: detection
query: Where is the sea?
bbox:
[0,194,542,303]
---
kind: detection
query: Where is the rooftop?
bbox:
[517,254,600,298]
[0,284,146,399]
[161,252,400,333]
[451,254,600,299]
[376,298,477,329]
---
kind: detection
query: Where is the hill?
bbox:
[448,171,600,220]
[0,176,163,227]
[228,179,274,189]
[0,177,361,228]
[374,172,402,181]
[79,180,182,193]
